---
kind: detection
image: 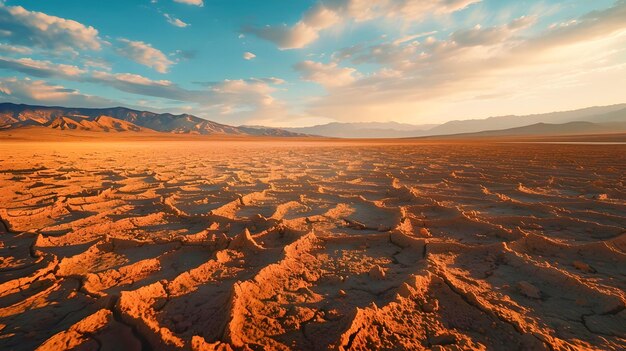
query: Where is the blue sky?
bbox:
[0,0,624,126]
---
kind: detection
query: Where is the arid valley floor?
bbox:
[0,140,624,350]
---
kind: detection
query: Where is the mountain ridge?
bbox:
[418,121,626,139]
[276,104,626,138]
[282,122,438,138]
[0,103,306,137]
[2,102,626,139]
[426,104,626,136]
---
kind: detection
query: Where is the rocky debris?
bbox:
[36,309,112,350]
[191,336,234,351]
[419,227,433,238]
[229,228,264,252]
[422,299,439,313]
[368,265,386,280]
[573,260,596,273]
[517,281,542,299]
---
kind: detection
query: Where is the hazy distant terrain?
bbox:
[287,104,626,138]
[420,121,626,139]
[426,104,626,136]
[284,122,437,138]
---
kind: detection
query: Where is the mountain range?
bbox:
[283,122,437,138]
[422,121,626,139]
[1,102,626,139]
[424,104,626,136]
[0,103,305,137]
[283,104,626,138]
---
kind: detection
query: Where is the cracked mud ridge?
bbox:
[0,141,624,351]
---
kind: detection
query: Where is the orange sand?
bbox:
[0,140,624,350]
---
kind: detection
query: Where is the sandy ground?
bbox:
[0,140,624,351]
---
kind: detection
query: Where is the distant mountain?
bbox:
[237,125,311,137]
[3,102,626,139]
[0,103,306,137]
[424,121,626,139]
[586,108,626,123]
[426,104,626,136]
[42,115,148,132]
[279,105,626,138]
[284,122,438,138]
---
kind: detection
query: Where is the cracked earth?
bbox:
[0,140,624,350]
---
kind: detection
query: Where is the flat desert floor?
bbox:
[0,140,624,351]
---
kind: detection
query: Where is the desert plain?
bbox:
[0,138,624,351]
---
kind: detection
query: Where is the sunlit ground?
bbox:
[0,140,625,350]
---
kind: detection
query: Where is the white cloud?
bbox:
[173,0,203,6]
[393,31,438,45]
[371,0,481,20]
[294,60,358,88]
[0,3,101,51]
[0,57,86,78]
[246,0,479,49]
[116,39,174,73]
[243,51,256,60]
[85,72,287,119]
[195,78,285,112]
[92,71,172,87]
[0,51,287,116]
[0,43,32,55]
[89,71,186,100]
[303,5,341,28]
[304,1,626,122]
[257,77,286,85]
[244,22,322,50]
[0,77,115,107]
[244,4,341,50]
[164,13,189,28]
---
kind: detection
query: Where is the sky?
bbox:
[0,0,625,127]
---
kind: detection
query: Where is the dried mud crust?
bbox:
[0,141,624,350]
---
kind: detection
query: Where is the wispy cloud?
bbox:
[0,1,623,126]
[116,39,174,73]
[245,0,480,49]
[244,5,339,50]
[164,13,189,28]
[294,60,358,88]
[0,43,32,55]
[304,1,626,121]
[0,56,86,78]
[0,77,115,107]
[173,0,203,7]
[0,3,101,51]
[0,53,280,110]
